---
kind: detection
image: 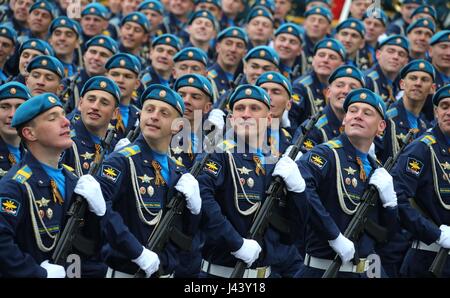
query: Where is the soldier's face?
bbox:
[274,33,302,62]
[81,15,108,37]
[275,0,291,20]
[49,28,79,56]
[120,22,148,51]
[107,68,139,100]
[0,98,25,138]
[178,86,212,121]
[79,90,119,132]
[173,60,207,78]
[170,0,195,17]
[429,42,450,70]
[142,10,164,28]
[312,48,343,78]
[196,3,221,19]
[243,59,279,85]
[343,102,386,141]
[26,69,62,96]
[408,28,433,55]
[19,49,41,76]
[260,82,290,119]
[231,99,271,143]
[435,98,450,136]
[304,15,330,41]
[121,0,142,16]
[13,0,34,22]
[246,16,274,46]
[363,18,385,44]
[327,77,362,115]
[400,71,435,103]
[0,37,15,65]
[189,17,217,43]
[401,3,420,23]
[140,100,181,142]
[350,0,371,20]
[216,37,247,68]
[28,8,52,34]
[222,0,244,16]
[83,46,113,76]
[376,45,409,74]
[336,28,364,57]
[150,44,177,73]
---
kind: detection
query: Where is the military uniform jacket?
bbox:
[141,65,169,89]
[0,152,78,277]
[0,137,25,178]
[208,62,233,97]
[298,134,398,259]
[391,126,450,244]
[96,135,200,274]
[111,104,141,141]
[365,63,399,105]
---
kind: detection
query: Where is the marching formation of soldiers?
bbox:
[0,0,449,279]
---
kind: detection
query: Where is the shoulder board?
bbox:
[62,164,75,172]
[12,165,32,184]
[208,69,218,79]
[324,139,343,149]
[281,128,291,139]
[315,114,328,129]
[299,75,313,86]
[419,135,436,146]
[141,72,152,85]
[118,145,141,157]
[70,129,76,138]
[217,139,237,151]
[367,71,379,80]
[386,107,398,119]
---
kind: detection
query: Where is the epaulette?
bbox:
[62,164,75,172]
[281,128,292,139]
[118,145,141,157]
[217,139,236,151]
[324,139,343,149]
[367,71,379,80]
[208,69,218,79]
[386,107,398,119]
[141,72,152,86]
[299,75,313,86]
[419,134,436,146]
[70,129,76,138]
[12,165,32,184]
[315,114,328,129]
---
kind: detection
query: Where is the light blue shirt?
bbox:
[41,163,66,200]
[6,144,21,163]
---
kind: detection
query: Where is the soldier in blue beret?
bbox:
[305,0,332,11]
[273,23,306,80]
[362,8,388,66]
[219,0,245,29]
[245,6,274,49]
[183,10,218,62]
[251,0,276,14]
[16,38,54,84]
[163,0,195,36]
[365,35,410,106]
[407,17,435,60]
[289,38,346,134]
[387,0,423,36]
[0,92,106,277]
[293,65,366,153]
[195,0,222,20]
[95,84,202,278]
[137,0,166,38]
[25,55,65,97]
[411,4,437,25]
[243,45,280,85]
[80,3,117,44]
[173,47,209,79]
[27,0,56,41]
[4,0,34,39]
[349,0,371,20]
[296,88,398,278]
[390,84,450,277]
[197,83,307,277]
[118,12,151,67]
[48,16,82,77]
[0,25,17,83]
[273,0,293,28]
[302,6,333,71]
[429,30,450,102]
[0,82,31,178]
[208,26,248,96]
[141,34,181,89]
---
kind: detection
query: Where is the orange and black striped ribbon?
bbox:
[50,180,64,205]
[151,160,166,186]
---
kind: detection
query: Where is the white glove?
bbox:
[74,174,106,216]
[40,260,66,278]
[114,138,131,152]
[207,109,226,130]
[231,238,262,267]
[437,225,450,249]
[281,110,291,128]
[132,247,160,278]
[174,173,201,215]
[368,142,377,160]
[272,156,305,193]
[283,145,303,162]
[328,233,355,263]
[369,168,398,208]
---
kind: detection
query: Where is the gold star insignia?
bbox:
[206,161,218,171]
[237,167,253,175]
[312,155,324,165]
[80,152,95,160]
[303,139,314,149]
[409,160,421,171]
[138,174,154,184]
[172,146,183,154]
[441,162,450,171]
[104,167,117,177]
[344,166,357,175]
[35,197,50,208]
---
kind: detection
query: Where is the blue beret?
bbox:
[275,23,303,42]
[174,74,214,101]
[81,3,110,20]
[151,34,181,51]
[188,10,219,31]
[432,85,450,106]
[362,8,389,27]
[0,82,31,101]
[377,34,409,51]
[411,5,437,21]
[105,53,142,75]
[336,18,365,38]
[304,6,333,23]
[173,47,208,66]
[80,76,121,104]
[195,0,221,8]
[138,0,164,15]
[49,17,82,38]
[26,55,65,78]
[217,26,248,44]
[407,17,435,34]
[19,38,54,56]
[401,0,424,5]
[85,35,118,54]
[251,0,276,14]
[430,30,450,46]
[343,88,386,119]
[29,1,57,18]
[244,45,280,67]
[255,71,292,97]
[400,59,435,80]
[140,84,185,115]
[229,84,271,110]
[246,6,274,24]
[314,38,346,61]
[306,0,331,6]
[0,25,17,44]
[328,65,365,86]
[12,93,62,128]
[121,12,151,33]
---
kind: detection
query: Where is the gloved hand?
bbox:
[231,238,262,267]
[368,142,376,160]
[283,145,303,162]
[174,173,201,215]
[74,174,106,216]
[272,156,305,193]
[437,225,450,249]
[328,233,355,263]
[369,168,398,208]
[132,247,160,278]
[207,109,226,130]
[281,110,291,128]
[114,138,131,152]
[40,260,66,278]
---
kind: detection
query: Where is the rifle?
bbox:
[322,129,415,278]
[126,119,141,143]
[51,127,115,265]
[61,72,80,113]
[230,110,323,278]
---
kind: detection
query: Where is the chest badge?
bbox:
[80,152,95,160]
[36,197,50,208]
[237,166,253,175]
[344,166,357,175]
[138,174,154,184]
